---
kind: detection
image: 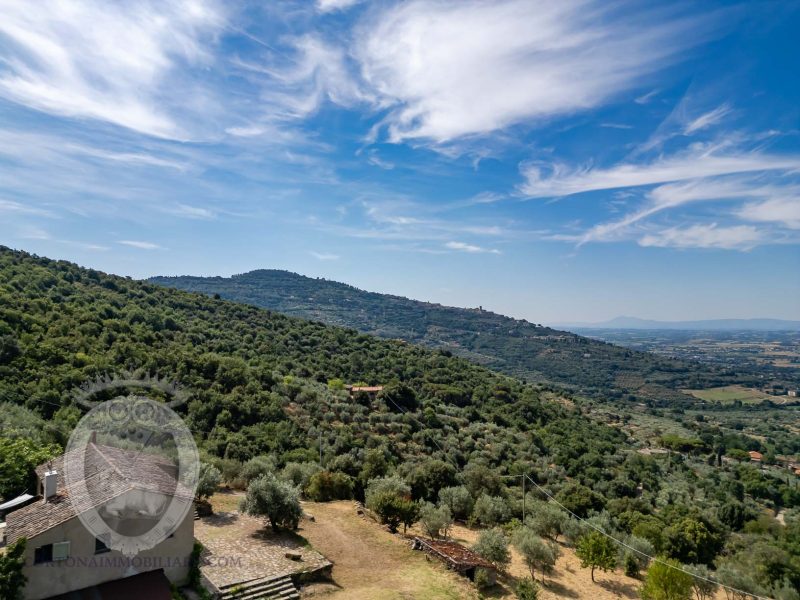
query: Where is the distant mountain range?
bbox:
[150,269,755,403]
[558,316,800,331]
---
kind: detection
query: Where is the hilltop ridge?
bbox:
[150,269,751,404]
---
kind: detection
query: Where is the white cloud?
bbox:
[0,198,57,217]
[356,0,716,143]
[445,241,501,254]
[738,197,800,230]
[576,177,779,244]
[237,35,371,122]
[309,250,339,260]
[17,225,51,240]
[634,89,660,104]
[317,0,364,13]
[166,203,216,220]
[366,149,395,170]
[683,103,732,135]
[521,147,800,197]
[0,0,224,138]
[639,223,762,250]
[118,240,162,250]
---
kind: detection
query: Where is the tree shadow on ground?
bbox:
[543,578,580,598]
[202,511,238,527]
[597,576,640,599]
[251,526,312,550]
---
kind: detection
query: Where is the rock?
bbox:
[305,513,315,522]
[285,552,302,561]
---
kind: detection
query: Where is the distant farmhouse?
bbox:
[346,385,383,402]
[4,443,195,600]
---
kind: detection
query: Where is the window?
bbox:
[53,541,70,561]
[95,536,110,554]
[34,544,53,564]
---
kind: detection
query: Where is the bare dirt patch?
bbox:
[298,500,476,600]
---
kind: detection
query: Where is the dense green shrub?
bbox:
[240,474,302,532]
[304,471,354,501]
[472,528,510,569]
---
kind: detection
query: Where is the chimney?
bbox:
[44,470,58,502]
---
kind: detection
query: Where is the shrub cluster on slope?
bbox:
[150,269,754,404]
[1,247,798,596]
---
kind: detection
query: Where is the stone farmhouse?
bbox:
[5,443,195,600]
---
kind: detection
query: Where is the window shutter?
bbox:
[53,541,70,561]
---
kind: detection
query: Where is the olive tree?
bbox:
[512,527,559,583]
[240,473,303,532]
[196,462,222,501]
[419,502,453,539]
[473,528,510,570]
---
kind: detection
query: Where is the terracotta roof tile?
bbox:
[7,444,193,544]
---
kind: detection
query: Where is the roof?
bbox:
[414,537,496,571]
[749,451,763,460]
[0,493,34,512]
[349,386,384,393]
[6,443,193,544]
[46,568,172,600]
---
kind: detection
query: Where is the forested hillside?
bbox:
[151,270,752,404]
[2,247,799,597]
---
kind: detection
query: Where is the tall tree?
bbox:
[0,538,27,600]
[576,531,617,582]
[640,559,693,600]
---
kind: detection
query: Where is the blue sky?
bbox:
[0,0,798,323]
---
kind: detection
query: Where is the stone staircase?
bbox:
[218,575,299,600]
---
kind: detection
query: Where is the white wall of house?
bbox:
[19,495,193,600]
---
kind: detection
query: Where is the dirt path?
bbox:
[298,501,476,600]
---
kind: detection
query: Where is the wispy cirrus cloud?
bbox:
[737,196,800,230]
[165,203,217,220]
[0,198,58,218]
[118,240,163,250]
[520,146,800,198]
[683,103,733,135]
[445,241,501,254]
[639,223,763,250]
[0,0,224,139]
[355,0,719,144]
[316,0,365,13]
[309,250,340,260]
[576,176,798,245]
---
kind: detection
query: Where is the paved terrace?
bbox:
[195,506,331,589]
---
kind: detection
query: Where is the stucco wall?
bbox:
[19,494,194,600]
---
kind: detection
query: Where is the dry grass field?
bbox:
[298,500,475,600]
[203,496,735,600]
[683,384,774,404]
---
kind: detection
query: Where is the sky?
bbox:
[0,0,799,323]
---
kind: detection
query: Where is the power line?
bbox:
[382,392,774,600]
[522,473,774,600]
